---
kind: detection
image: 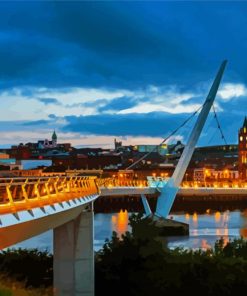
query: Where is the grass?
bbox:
[0,277,53,296]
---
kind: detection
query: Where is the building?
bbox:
[38,130,58,149]
[0,153,9,159]
[0,153,23,170]
[8,144,32,159]
[238,117,247,180]
[193,168,239,182]
[133,144,168,156]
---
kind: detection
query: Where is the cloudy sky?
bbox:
[0,1,247,148]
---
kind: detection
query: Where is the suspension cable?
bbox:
[212,104,227,145]
[125,103,205,170]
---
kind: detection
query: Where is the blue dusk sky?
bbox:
[0,1,247,148]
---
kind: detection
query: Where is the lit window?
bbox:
[244,128,246,133]
[240,136,243,141]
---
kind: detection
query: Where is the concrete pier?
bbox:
[54,207,94,296]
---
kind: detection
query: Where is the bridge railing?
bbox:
[98,178,149,188]
[0,176,99,215]
[98,177,247,190]
[181,181,247,188]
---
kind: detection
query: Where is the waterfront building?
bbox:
[238,117,247,180]
[0,153,9,159]
[133,144,168,156]
[193,168,239,182]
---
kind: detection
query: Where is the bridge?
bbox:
[0,176,99,296]
[0,61,227,296]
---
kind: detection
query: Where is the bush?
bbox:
[0,249,52,288]
[95,213,247,296]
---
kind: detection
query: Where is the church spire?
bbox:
[243,116,247,128]
[52,130,57,140]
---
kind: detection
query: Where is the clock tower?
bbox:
[238,117,247,180]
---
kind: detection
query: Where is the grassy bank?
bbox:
[0,279,52,296]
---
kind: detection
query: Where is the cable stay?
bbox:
[212,104,227,145]
[125,103,204,170]
[126,100,228,171]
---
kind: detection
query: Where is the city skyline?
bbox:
[0,2,247,148]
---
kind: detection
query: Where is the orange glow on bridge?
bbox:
[0,176,99,215]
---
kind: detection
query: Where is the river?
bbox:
[12,208,247,252]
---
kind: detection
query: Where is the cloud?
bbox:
[1,1,247,90]
[98,96,137,112]
[218,83,247,101]
[0,2,247,148]
[37,98,61,105]
[61,112,193,138]
[118,103,201,115]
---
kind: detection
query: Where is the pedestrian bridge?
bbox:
[99,177,247,197]
[1,174,245,249]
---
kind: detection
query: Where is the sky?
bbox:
[0,1,247,148]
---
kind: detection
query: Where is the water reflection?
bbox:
[214,211,221,223]
[192,212,198,225]
[111,209,129,236]
[201,239,211,250]
[12,208,247,252]
[240,228,247,238]
[185,213,190,221]
[240,210,247,238]
[166,209,247,250]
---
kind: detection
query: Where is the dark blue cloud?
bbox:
[0,1,246,90]
[0,1,246,146]
[18,109,240,147]
[98,96,137,112]
[23,120,51,126]
[37,98,60,105]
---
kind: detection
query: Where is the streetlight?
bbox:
[204,169,209,187]
[185,173,188,182]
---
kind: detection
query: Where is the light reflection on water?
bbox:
[167,209,246,250]
[13,209,247,252]
[111,209,129,236]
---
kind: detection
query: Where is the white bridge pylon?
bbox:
[154,60,228,218]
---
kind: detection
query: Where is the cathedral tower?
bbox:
[238,117,247,180]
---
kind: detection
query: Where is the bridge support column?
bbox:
[54,206,94,296]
